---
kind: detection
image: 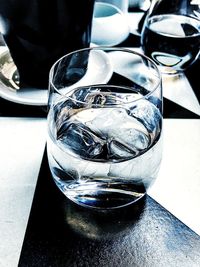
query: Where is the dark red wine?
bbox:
[0,1,95,88]
[141,14,200,72]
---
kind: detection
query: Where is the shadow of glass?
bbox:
[63,194,147,241]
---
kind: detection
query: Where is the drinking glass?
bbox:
[47,47,162,209]
[141,0,200,74]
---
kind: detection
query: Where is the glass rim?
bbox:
[49,46,162,104]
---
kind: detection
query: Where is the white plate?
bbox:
[0,47,113,106]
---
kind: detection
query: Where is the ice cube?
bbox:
[57,121,106,159]
[106,124,150,161]
[85,107,150,160]
[53,96,87,135]
[107,139,138,160]
[84,108,128,138]
[72,86,142,107]
[72,87,115,106]
[52,90,161,162]
[72,87,96,103]
[129,99,162,140]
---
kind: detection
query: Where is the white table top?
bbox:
[0,117,47,267]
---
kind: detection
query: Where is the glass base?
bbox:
[55,180,146,210]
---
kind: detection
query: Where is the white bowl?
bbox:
[91,2,130,46]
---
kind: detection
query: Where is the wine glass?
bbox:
[141,0,200,75]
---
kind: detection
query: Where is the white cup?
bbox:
[95,0,129,13]
[129,0,151,11]
[91,2,130,46]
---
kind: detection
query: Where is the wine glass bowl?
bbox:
[141,0,200,74]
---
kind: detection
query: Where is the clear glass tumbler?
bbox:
[141,0,200,74]
[47,47,162,209]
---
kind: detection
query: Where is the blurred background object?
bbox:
[141,0,200,74]
[0,0,95,88]
[129,0,151,11]
[91,2,130,46]
[96,0,129,13]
